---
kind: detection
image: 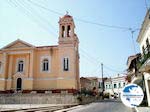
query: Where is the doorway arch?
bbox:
[16,78,22,91]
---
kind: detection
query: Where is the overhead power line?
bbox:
[27,0,133,30]
[103,64,126,73]
[8,0,58,42]
[27,0,141,55]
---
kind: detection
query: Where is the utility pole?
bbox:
[101,63,104,99]
[131,30,136,54]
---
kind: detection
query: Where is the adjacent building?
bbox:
[80,77,99,91]
[136,9,150,106]
[104,75,127,97]
[126,53,141,84]
[0,14,80,93]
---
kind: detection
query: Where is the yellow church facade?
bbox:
[0,14,80,93]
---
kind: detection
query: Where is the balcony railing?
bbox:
[137,45,150,69]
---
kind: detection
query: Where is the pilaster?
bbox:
[2,53,7,78]
[29,50,34,78]
[65,25,67,37]
[144,72,150,106]
[8,55,13,79]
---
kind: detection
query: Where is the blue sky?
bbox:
[0,0,149,77]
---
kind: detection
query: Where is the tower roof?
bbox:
[62,14,72,19]
[62,11,72,19]
[59,12,73,22]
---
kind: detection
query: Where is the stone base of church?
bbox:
[0,93,78,104]
[0,89,78,94]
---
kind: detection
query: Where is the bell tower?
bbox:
[58,13,78,45]
[58,13,80,90]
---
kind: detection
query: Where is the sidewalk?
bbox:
[137,107,150,112]
[0,104,78,111]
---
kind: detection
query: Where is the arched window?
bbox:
[42,59,49,71]
[18,60,24,72]
[67,25,71,37]
[114,84,117,88]
[62,26,65,37]
[106,85,108,89]
[123,82,125,87]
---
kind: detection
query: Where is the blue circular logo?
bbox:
[121,84,144,108]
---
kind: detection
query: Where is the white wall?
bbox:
[139,24,150,53]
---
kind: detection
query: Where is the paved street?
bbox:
[68,99,133,112]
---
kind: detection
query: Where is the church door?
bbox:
[16,78,22,91]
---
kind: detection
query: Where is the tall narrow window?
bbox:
[123,82,125,87]
[67,25,71,37]
[42,59,49,71]
[62,26,65,37]
[118,83,121,88]
[18,60,24,72]
[99,82,101,88]
[106,85,108,89]
[63,58,69,71]
[109,84,111,89]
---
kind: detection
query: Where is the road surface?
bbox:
[68,99,134,112]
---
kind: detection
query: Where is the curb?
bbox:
[54,105,83,112]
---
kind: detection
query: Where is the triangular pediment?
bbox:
[1,39,35,50]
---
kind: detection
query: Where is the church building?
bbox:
[0,14,80,93]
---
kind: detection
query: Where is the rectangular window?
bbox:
[109,84,111,89]
[118,83,121,88]
[99,82,101,88]
[63,58,69,71]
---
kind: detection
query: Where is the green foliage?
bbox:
[80,88,93,96]
[137,53,150,69]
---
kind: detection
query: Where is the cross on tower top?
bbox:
[66,11,69,15]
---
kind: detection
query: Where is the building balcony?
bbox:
[138,46,150,72]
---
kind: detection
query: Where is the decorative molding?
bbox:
[23,78,34,80]
[0,78,5,81]
[0,61,3,74]
[7,78,12,81]
[8,51,32,55]
[1,39,35,50]
[34,77,75,81]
